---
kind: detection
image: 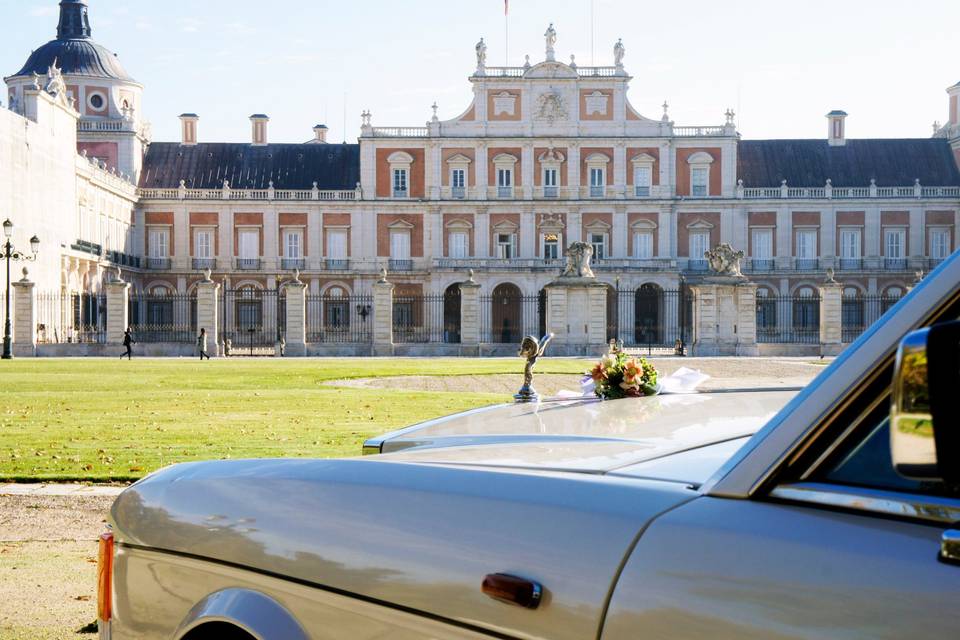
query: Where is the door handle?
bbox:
[941,529,960,564]
[481,573,543,609]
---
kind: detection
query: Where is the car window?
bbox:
[815,401,960,499]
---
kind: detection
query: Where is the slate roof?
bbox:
[139,143,361,191]
[737,139,960,187]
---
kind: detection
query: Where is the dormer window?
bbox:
[387,151,414,198]
[687,151,714,197]
[585,153,610,198]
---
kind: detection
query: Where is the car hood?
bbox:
[366,390,796,474]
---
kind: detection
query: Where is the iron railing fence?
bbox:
[219,289,285,354]
[756,295,821,344]
[393,294,449,344]
[480,294,544,344]
[609,288,693,351]
[128,293,197,343]
[841,295,899,343]
[305,294,374,343]
[35,292,107,344]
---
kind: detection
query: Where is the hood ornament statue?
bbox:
[515,333,555,403]
[560,241,595,278]
[705,243,745,278]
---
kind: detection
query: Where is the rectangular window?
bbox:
[589,168,604,187]
[796,229,817,258]
[633,231,653,259]
[691,168,708,196]
[451,168,465,189]
[496,233,515,259]
[542,233,560,260]
[326,229,347,259]
[238,229,259,258]
[392,169,408,197]
[590,232,607,260]
[930,228,951,259]
[497,168,512,187]
[884,228,905,259]
[751,228,773,259]
[149,228,169,258]
[543,168,557,187]
[194,230,212,258]
[284,230,302,258]
[689,231,710,260]
[390,230,411,259]
[634,166,651,197]
[449,232,468,258]
[840,229,861,258]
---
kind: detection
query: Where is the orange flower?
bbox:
[622,359,642,385]
[591,363,607,382]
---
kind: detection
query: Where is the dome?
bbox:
[9,0,136,83]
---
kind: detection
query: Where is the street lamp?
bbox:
[2,219,40,360]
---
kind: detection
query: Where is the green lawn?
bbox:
[0,358,588,482]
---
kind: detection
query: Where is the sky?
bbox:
[3,0,959,144]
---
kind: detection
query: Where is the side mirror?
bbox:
[891,321,960,482]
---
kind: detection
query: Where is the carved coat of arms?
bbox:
[704,243,745,277]
[561,241,595,278]
[535,91,567,123]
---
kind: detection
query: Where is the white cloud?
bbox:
[179,18,203,33]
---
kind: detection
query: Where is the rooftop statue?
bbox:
[705,243,745,277]
[475,37,487,71]
[544,23,557,61]
[561,241,595,279]
[614,38,625,67]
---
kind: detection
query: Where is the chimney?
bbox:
[250,114,269,146]
[313,124,328,143]
[179,113,198,146]
[826,110,848,147]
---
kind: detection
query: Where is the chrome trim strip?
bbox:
[769,482,960,525]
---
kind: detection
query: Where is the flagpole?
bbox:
[504,0,509,65]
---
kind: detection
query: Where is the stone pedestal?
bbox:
[104,277,131,345]
[819,281,844,356]
[544,278,608,356]
[284,280,307,357]
[372,278,395,357]
[691,277,759,356]
[195,278,220,356]
[12,275,36,357]
[459,276,481,356]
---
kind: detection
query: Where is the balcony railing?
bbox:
[589,185,605,198]
[138,188,358,201]
[451,186,465,199]
[747,258,775,272]
[928,257,946,270]
[497,186,513,199]
[687,259,709,272]
[839,258,862,271]
[884,258,907,270]
[740,184,960,200]
[794,258,819,271]
[543,186,558,198]
[434,258,564,271]
[192,258,216,271]
[388,259,414,272]
[392,189,408,199]
[325,259,350,271]
[634,185,651,197]
[146,257,171,270]
[281,258,306,271]
[235,258,261,271]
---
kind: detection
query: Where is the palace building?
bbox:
[3,0,960,354]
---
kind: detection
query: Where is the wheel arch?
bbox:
[173,588,308,640]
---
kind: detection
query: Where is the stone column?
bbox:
[195,273,220,356]
[372,271,395,356]
[104,272,131,345]
[459,272,481,356]
[819,278,843,356]
[284,275,307,357]
[11,270,36,357]
[691,277,758,356]
[545,278,607,356]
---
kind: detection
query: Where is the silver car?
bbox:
[98,258,960,639]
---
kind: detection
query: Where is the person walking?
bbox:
[120,327,135,360]
[197,328,211,360]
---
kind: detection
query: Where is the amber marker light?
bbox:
[97,531,115,622]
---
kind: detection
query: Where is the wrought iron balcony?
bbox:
[543,186,558,198]
[392,189,408,199]
[235,258,261,271]
[146,257,171,270]
[324,259,350,271]
[686,259,709,272]
[794,258,819,271]
[451,186,465,199]
[281,258,306,270]
[590,185,605,198]
[389,259,413,272]
[839,258,863,271]
[634,185,651,197]
[192,258,216,271]
[497,186,513,199]
[884,258,907,270]
[748,258,775,272]
[928,257,946,270]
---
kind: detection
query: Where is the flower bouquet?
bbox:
[587,351,659,399]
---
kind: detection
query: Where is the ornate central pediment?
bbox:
[524,61,578,79]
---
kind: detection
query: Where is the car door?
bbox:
[601,396,960,639]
